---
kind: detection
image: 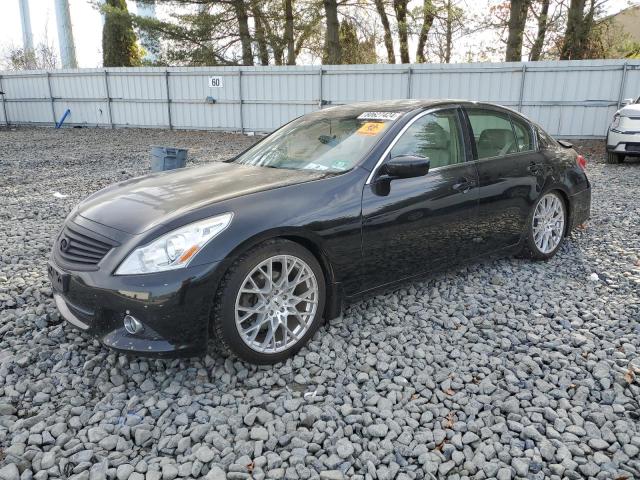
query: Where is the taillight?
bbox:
[576,155,587,170]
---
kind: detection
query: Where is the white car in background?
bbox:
[606,96,640,164]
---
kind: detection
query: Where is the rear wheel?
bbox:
[607,151,623,164]
[519,191,567,261]
[211,239,325,364]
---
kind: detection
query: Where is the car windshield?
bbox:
[233,110,403,173]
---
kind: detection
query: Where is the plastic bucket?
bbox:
[150,146,188,172]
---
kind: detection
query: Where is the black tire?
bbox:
[211,239,326,364]
[518,191,567,261]
[606,151,623,164]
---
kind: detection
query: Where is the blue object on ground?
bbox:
[55,109,71,129]
[151,146,188,172]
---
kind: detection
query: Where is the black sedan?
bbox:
[48,100,591,364]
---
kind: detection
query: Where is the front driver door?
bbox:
[360,108,480,291]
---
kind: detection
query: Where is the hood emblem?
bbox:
[59,237,71,253]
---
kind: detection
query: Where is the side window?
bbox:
[538,128,557,149]
[536,128,550,149]
[467,110,517,159]
[390,109,463,169]
[511,116,534,152]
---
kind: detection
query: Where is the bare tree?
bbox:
[285,0,295,64]
[233,0,253,65]
[528,0,550,60]
[251,0,269,65]
[505,0,532,61]
[416,0,436,63]
[393,0,410,63]
[374,0,395,63]
[560,0,600,59]
[2,41,58,71]
[323,0,341,64]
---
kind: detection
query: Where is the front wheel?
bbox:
[519,191,567,261]
[211,239,325,364]
[606,151,623,164]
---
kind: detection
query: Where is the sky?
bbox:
[0,0,635,68]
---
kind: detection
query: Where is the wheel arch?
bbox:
[540,185,572,237]
[212,228,343,325]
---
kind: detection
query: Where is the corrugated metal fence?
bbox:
[0,59,638,138]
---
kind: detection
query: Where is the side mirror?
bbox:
[622,98,634,106]
[382,155,430,179]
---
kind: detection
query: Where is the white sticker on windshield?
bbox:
[357,111,402,121]
[305,162,330,171]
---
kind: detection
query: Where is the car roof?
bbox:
[314,99,520,117]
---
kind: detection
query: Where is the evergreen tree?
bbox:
[102,0,143,67]
[339,20,377,64]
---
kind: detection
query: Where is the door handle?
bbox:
[453,177,475,193]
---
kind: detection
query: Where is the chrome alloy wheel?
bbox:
[235,255,319,353]
[532,193,565,254]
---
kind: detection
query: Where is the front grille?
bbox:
[56,224,115,268]
[626,144,640,153]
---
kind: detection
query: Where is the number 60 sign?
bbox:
[208,76,223,88]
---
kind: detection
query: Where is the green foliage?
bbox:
[102,0,143,67]
[338,20,377,64]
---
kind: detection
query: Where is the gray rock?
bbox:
[335,438,355,459]
[0,464,20,480]
[512,458,529,476]
[319,471,345,480]
[196,446,216,463]
[250,426,269,441]
[367,424,388,438]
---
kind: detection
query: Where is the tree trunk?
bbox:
[250,0,269,65]
[416,0,435,63]
[560,0,586,59]
[393,0,410,63]
[444,0,452,63]
[323,0,341,64]
[233,0,253,65]
[374,0,395,63]
[505,0,531,61]
[529,0,550,61]
[285,0,295,65]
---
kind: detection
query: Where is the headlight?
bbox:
[611,114,621,130]
[115,213,233,275]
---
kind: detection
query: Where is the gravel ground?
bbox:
[0,127,639,480]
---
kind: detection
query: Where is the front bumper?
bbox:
[606,129,640,156]
[49,259,223,357]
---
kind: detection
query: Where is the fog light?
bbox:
[123,314,144,334]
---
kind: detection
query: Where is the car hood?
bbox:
[619,103,640,117]
[77,162,327,234]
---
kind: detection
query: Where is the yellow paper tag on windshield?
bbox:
[357,122,386,136]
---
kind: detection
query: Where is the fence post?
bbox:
[617,62,628,109]
[318,67,324,109]
[406,67,412,99]
[103,70,113,129]
[238,69,244,134]
[46,72,56,125]
[0,74,8,126]
[165,70,172,130]
[518,64,527,112]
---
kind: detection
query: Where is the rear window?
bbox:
[467,110,518,159]
[510,116,534,152]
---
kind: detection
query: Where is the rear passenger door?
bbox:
[463,107,545,253]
